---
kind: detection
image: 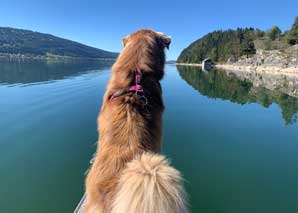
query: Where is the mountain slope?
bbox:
[0,27,118,59]
[177,28,261,63]
[177,16,298,64]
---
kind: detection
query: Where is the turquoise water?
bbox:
[0,61,297,213]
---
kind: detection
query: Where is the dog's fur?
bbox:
[84,29,187,213]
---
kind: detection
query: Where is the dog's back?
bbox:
[84,29,187,213]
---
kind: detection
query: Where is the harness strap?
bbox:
[110,69,144,100]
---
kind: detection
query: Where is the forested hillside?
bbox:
[177,16,298,63]
[0,27,118,59]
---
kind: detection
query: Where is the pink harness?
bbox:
[127,68,144,94]
[109,69,147,105]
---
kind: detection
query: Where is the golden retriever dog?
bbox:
[84,29,187,213]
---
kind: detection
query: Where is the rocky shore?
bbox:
[215,64,298,76]
[218,44,298,75]
[177,44,298,76]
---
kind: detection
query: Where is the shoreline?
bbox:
[0,53,116,62]
[176,63,298,76]
[176,62,202,67]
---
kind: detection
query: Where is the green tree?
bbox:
[266,26,282,40]
[286,16,298,45]
[255,28,265,38]
[291,16,298,30]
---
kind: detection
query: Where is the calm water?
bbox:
[0,61,298,213]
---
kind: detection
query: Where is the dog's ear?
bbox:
[157,32,171,49]
[121,35,130,47]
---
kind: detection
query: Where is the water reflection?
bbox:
[0,60,114,85]
[177,65,298,125]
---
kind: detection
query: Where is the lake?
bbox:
[0,60,298,213]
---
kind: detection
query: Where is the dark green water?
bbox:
[0,61,298,213]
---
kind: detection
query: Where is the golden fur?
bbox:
[84,29,187,213]
[111,153,187,213]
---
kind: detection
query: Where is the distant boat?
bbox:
[202,58,213,71]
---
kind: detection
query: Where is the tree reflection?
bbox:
[177,65,298,125]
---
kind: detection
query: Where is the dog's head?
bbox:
[117,29,171,80]
[122,29,171,50]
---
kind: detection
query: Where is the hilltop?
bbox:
[177,16,298,72]
[0,27,118,60]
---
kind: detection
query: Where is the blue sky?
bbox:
[1,0,297,60]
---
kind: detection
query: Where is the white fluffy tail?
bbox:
[111,152,188,213]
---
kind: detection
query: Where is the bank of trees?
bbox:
[178,16,298,63]
[177,28,262,63]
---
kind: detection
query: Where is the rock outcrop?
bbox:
[231,45,298,69]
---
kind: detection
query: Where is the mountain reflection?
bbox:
[0,60,114,85]
[177,65,298,125]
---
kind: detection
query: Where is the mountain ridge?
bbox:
[0,27,118,60]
